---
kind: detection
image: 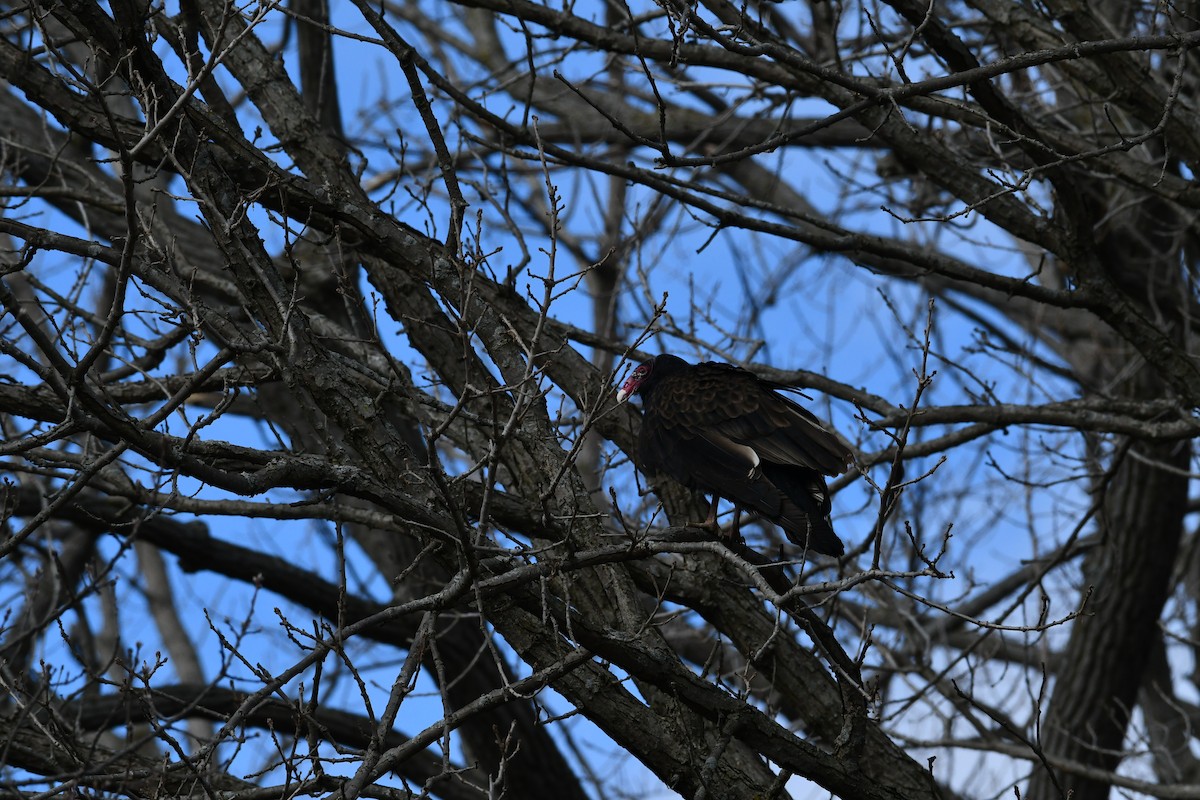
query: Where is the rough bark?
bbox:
[3,2,1200,800]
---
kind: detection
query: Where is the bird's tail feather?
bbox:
[760,463,844,556]
[780,514,844,557]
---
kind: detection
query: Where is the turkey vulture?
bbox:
[617,354,852,556]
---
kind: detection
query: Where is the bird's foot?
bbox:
[691,497,745,544]
[695,495,721,532]
[718,508,746,544]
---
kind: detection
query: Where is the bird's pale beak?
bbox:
[616,387,630,403]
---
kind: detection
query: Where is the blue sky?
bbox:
[1,2,1133,797]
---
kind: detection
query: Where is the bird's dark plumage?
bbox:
[617,354,852,556]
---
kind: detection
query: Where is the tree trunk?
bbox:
[1028,182,1192,798]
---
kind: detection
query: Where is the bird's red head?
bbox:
[616,359,654,402]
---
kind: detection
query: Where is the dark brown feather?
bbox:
[622,354,852,556]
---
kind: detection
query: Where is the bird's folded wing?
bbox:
[712,394,851,476]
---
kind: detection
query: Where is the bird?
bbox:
[616,354,852,556]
